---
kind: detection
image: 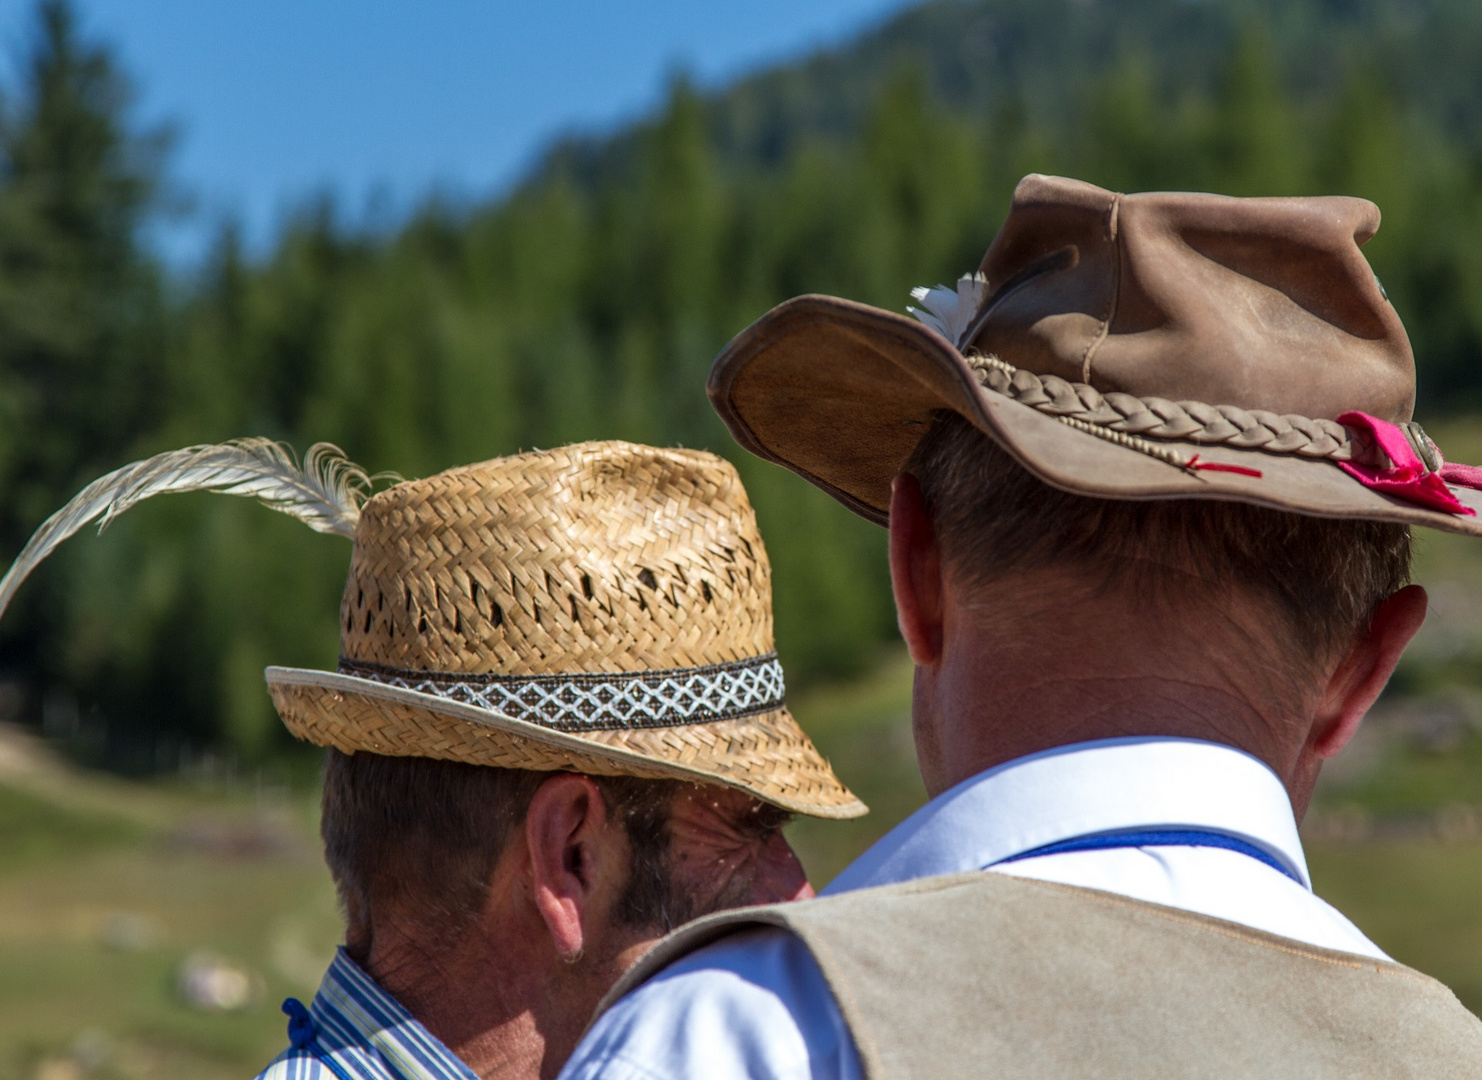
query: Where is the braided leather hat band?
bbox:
[961,352,1444,477]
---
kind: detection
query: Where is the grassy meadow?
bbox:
[0,732,339,1080]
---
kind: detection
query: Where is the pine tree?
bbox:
[0,0,167,743]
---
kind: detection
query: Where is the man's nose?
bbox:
[748,831,815,905]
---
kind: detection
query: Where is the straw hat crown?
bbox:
[338,441,772,677]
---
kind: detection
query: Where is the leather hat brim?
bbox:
[708,295,1482,536]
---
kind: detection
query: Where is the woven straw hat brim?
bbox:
[266,666,868,820]
[707,295,1482,537]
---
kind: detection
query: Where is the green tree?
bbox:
[0,0,166,757]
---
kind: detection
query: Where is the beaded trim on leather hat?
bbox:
[0,438,865,819]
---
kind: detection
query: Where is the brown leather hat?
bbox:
[708,173,1482,535]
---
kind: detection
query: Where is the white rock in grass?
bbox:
[177,951,260,1011]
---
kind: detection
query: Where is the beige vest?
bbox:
[600,871,1482,1078]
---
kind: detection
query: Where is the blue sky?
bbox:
[0,0,915,263]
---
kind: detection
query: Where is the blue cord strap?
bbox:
[995,828,1304,886]
[283,998,358,1080]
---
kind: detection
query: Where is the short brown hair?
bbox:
[320,751,682,957]
[904,412,1411,666]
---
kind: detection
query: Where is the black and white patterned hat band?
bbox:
[337,653,787,732]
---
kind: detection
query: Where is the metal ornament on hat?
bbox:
[909,274,1482,518]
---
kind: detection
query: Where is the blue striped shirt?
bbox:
[256,948,478,1080]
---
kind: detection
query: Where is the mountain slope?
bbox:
[548,0,1482,183]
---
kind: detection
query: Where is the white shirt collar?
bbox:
[822,737,1310,895]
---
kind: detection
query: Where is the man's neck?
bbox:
[359,918,641,1080]
[362,926,551,1080]
[914,591,1316,801]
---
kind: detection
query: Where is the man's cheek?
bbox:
[671,843,749,898]
[665,843,765,918]
[745,834,813,905]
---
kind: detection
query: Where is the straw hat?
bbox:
[269,440,864,818]
[707,173,1482,536]
[0,438,864,819]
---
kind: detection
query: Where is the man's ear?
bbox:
[1312,584,1428,759]
[890,472,945,665]
[524,773,617,960]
